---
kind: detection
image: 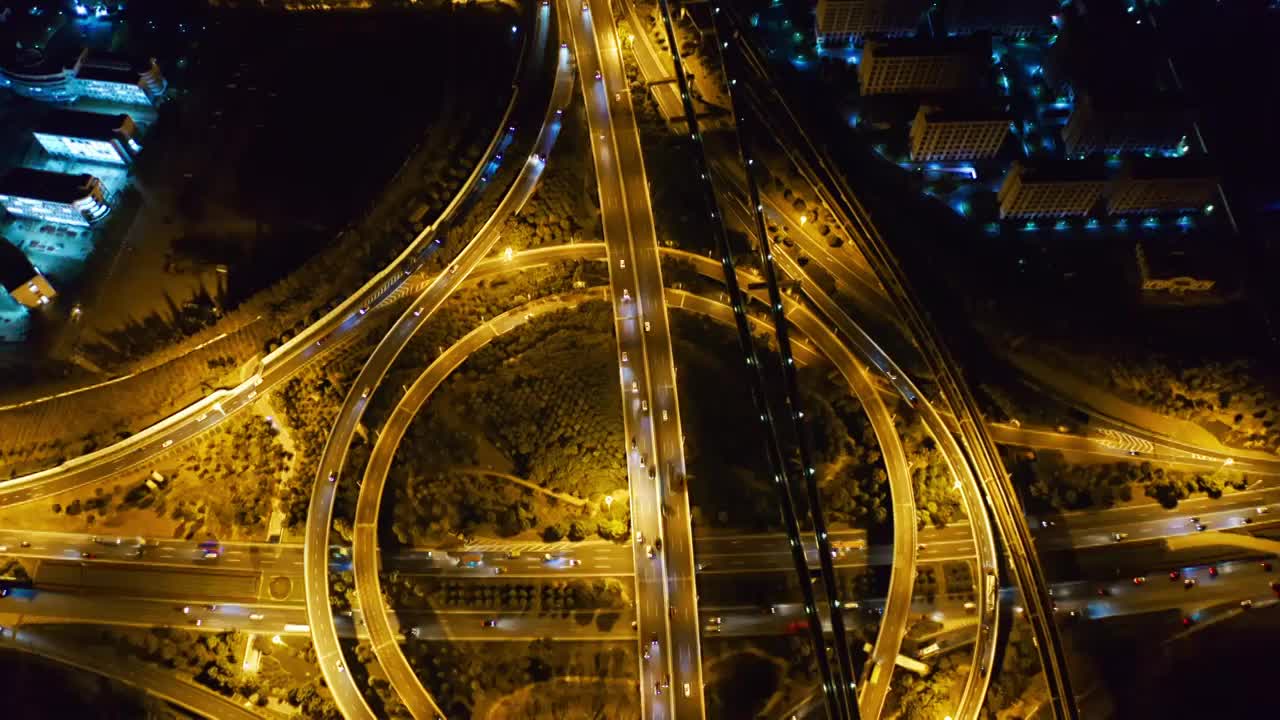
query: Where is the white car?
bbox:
[361,387,370,399]
[248,613,265,621]
[683,682,692,697]
[620,259,626,269]
[622,351,629,363]
[161,439,174,449]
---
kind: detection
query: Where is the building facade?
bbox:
[1106,157,1217,215]
[33,110,141,165]
[0,238,57,309]
[0,168,111,227]
[859,34,989,95]
[1062,91,1193,157]
[997,159,1106,219]
[909,101,1011,161]
[815,0,930,44]
[0,48,166,106]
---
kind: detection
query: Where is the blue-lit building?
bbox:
[0,48,166,106]
[1107,157,1218,216]
[909,100,1012,161]
[1062,90,1194,157]
[33,110,141,165]
[943,0,1059,39]
[997,159,1107,219]
[0,168,111,227]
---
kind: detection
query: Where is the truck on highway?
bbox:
[457,553,484,568]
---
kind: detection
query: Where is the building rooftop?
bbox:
[0,237,38,293]
[32,110,131,140]
[1121,157,1219,181]
[919,98,1013,123]
[0,168,99,204]
[1011,159,1108,183]
[866,33,990,58]
[75,64,143,86]
[80,50,154,75]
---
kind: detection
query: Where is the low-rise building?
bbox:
[909,100,1012,161]
[1062,90,1193,157]
[1106,157,1218,215]
[859,34,989,95]
[32,110,141,165]
[73,50,167,105]
[0,168,111,227]
[815,0,930,44]
[0,48,166,106]
[0,237,56,309]
[997,159,1106,219]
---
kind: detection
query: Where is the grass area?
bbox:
[34,624,337,718]
[373,640,635,720]
[0,408,290,541]
[1006,450,1250,512]
[382,300,629,545]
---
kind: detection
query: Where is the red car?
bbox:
[785,621,807,635]
[1262,562,1273,572]
[1182,617,1194,627]
[1132,576,1147,585]
[1208,566,1219,578]
[1168,571,1180,581]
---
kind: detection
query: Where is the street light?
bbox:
[605,495,614,508]
[799,214,808,225]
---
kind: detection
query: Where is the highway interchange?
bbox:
[1,3,1279,720]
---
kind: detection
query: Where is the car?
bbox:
[654,682,663,696]
[567,558,581,567]
[646,544,656,559]
[635,530,644,544]
[1111,532,1128,542]
[648,465,656,480]
[1258,507,1271,515]
[361,387,370,399]
[1195,522,1207,532]
[684,682,691,697]
[328,471,336,483]
[505,551,522,559]
[358,306,368,315]
[1272,581,1280,596]
[581,0,588,10]
[1040,519,1055,528]
[0,588,8,597]
[1242,517,1254,525]
[336,662,345,673]
[764,605,777,615]
[1181,616,1194,627]
[1208,566,1219,578]
[1263,562,1274,572]
[644,321,651,332]
[1184,578,1197,589]
[414,307,423,317]
[196,413,208,422]
[620,259,626,269]
[654,538,662,552]
[449,265,459,275]
[0,545,7,553]
[649,632,659,648]
[594,70,602,81]
[1169,571,1180,581]
[205,604,218,611]
[1241,599,1254,609]
[555,108,563,116]
[631,381,639,394]
[1095,588,1108,597]
[316,338,325,346]
[1132,576,1147,585]
[705,624,722,633]
[248,613,265,621]
[638,454,646,467]
[493,567,506,575]
[19,541,29,548]
[180,606,191,614]
[543,553,555,562]
[622,351,629,363]
[662,410,669,421]
[614,91,621,101]
[80,551,94,559]
[161,439,174,449]
[707,616,722,625]
[641,400,649,413]
[669,606,677,619]
[192,618,203,627]
[482,619,498,628]
[785,620,806,634]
